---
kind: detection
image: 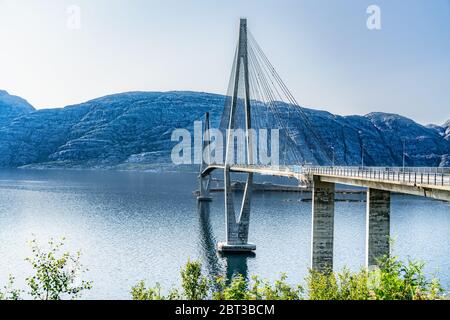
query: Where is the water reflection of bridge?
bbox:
[197,200,253,283]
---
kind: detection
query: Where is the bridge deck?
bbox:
[202,165,450,202]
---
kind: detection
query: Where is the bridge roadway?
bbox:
[201,164,449,271]
[202,165,450,202]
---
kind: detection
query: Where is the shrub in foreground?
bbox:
[0,238,92,300]
[132,255,445,301]
[1,239,445,300]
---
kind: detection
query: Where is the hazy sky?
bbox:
[0,0,449,124]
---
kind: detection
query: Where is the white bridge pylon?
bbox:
[222,18,256,252]
[197,19,256,252]
[197,112,213,202]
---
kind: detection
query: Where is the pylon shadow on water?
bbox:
[197,200,223,281]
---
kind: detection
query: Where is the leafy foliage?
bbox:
[370,255,444,300]
[25,238,93,300]
[307,255,444,300]
[1,237,92,300]
[0,275,22,300]
[131,281,180,300]
[131,260,208,300]
[1,238,446,300]
[180,260,209,300]
[214,274,249,300]
[133,262,303,301]
[132,255,446,301]
[213,274,303,300]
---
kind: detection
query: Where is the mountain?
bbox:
[0,90,34,128]
[0,90,449,169]
[428,120,450,143]
[444,120,450,140]
[0,91,224,168]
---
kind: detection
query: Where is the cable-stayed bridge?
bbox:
[197,19,450,272]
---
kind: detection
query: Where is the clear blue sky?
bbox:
[0,0,449,124]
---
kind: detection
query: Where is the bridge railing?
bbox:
[220,164,450,187]
[305,166,450,174]
[304,166,450,187]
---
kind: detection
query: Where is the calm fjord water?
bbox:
[0,169,448,299]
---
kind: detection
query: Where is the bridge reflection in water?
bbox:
[197,200,254,284]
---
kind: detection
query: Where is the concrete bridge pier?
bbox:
[366,188,391,268]
[197,175,212,202]
[217,166,256,253]
[311,177,335,273]
[197,112,212,202]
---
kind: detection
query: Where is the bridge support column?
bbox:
[311,176,335,272]
[197,112,212,202]
[218,166,256,253]
[198,175,212,202]
[366,188,390,268]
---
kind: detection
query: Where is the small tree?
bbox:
[180,260,209,300]
[307,269,339,300]
[373,254,444,300]
[25,237,92,300]
[221,274,249,300]
[0,275,22,300]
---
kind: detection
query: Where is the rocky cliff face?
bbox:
[0,91,225,168]
[0,90,448,168]
[0,90,34,128]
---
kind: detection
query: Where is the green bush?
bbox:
[260,274,304,300]
[306,255,444,300]
[25,238,93,300]
[132,255,446,301]
[214,274,249,300]
[133,262,303,301]
[180,259,209,300]
[0,275,22,301]
[0,237,92,300]
[370,255,444,300]
[131,281,180,300]
[213,274,303,300]
[2,238,445,300]
[131,260,207,300]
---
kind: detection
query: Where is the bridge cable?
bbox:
[249,32,334,164]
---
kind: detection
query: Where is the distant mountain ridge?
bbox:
[0,90,449,169]
[0,90,34,128]
[443,120,450,140]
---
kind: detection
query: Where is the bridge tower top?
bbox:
[225,18,254,165]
